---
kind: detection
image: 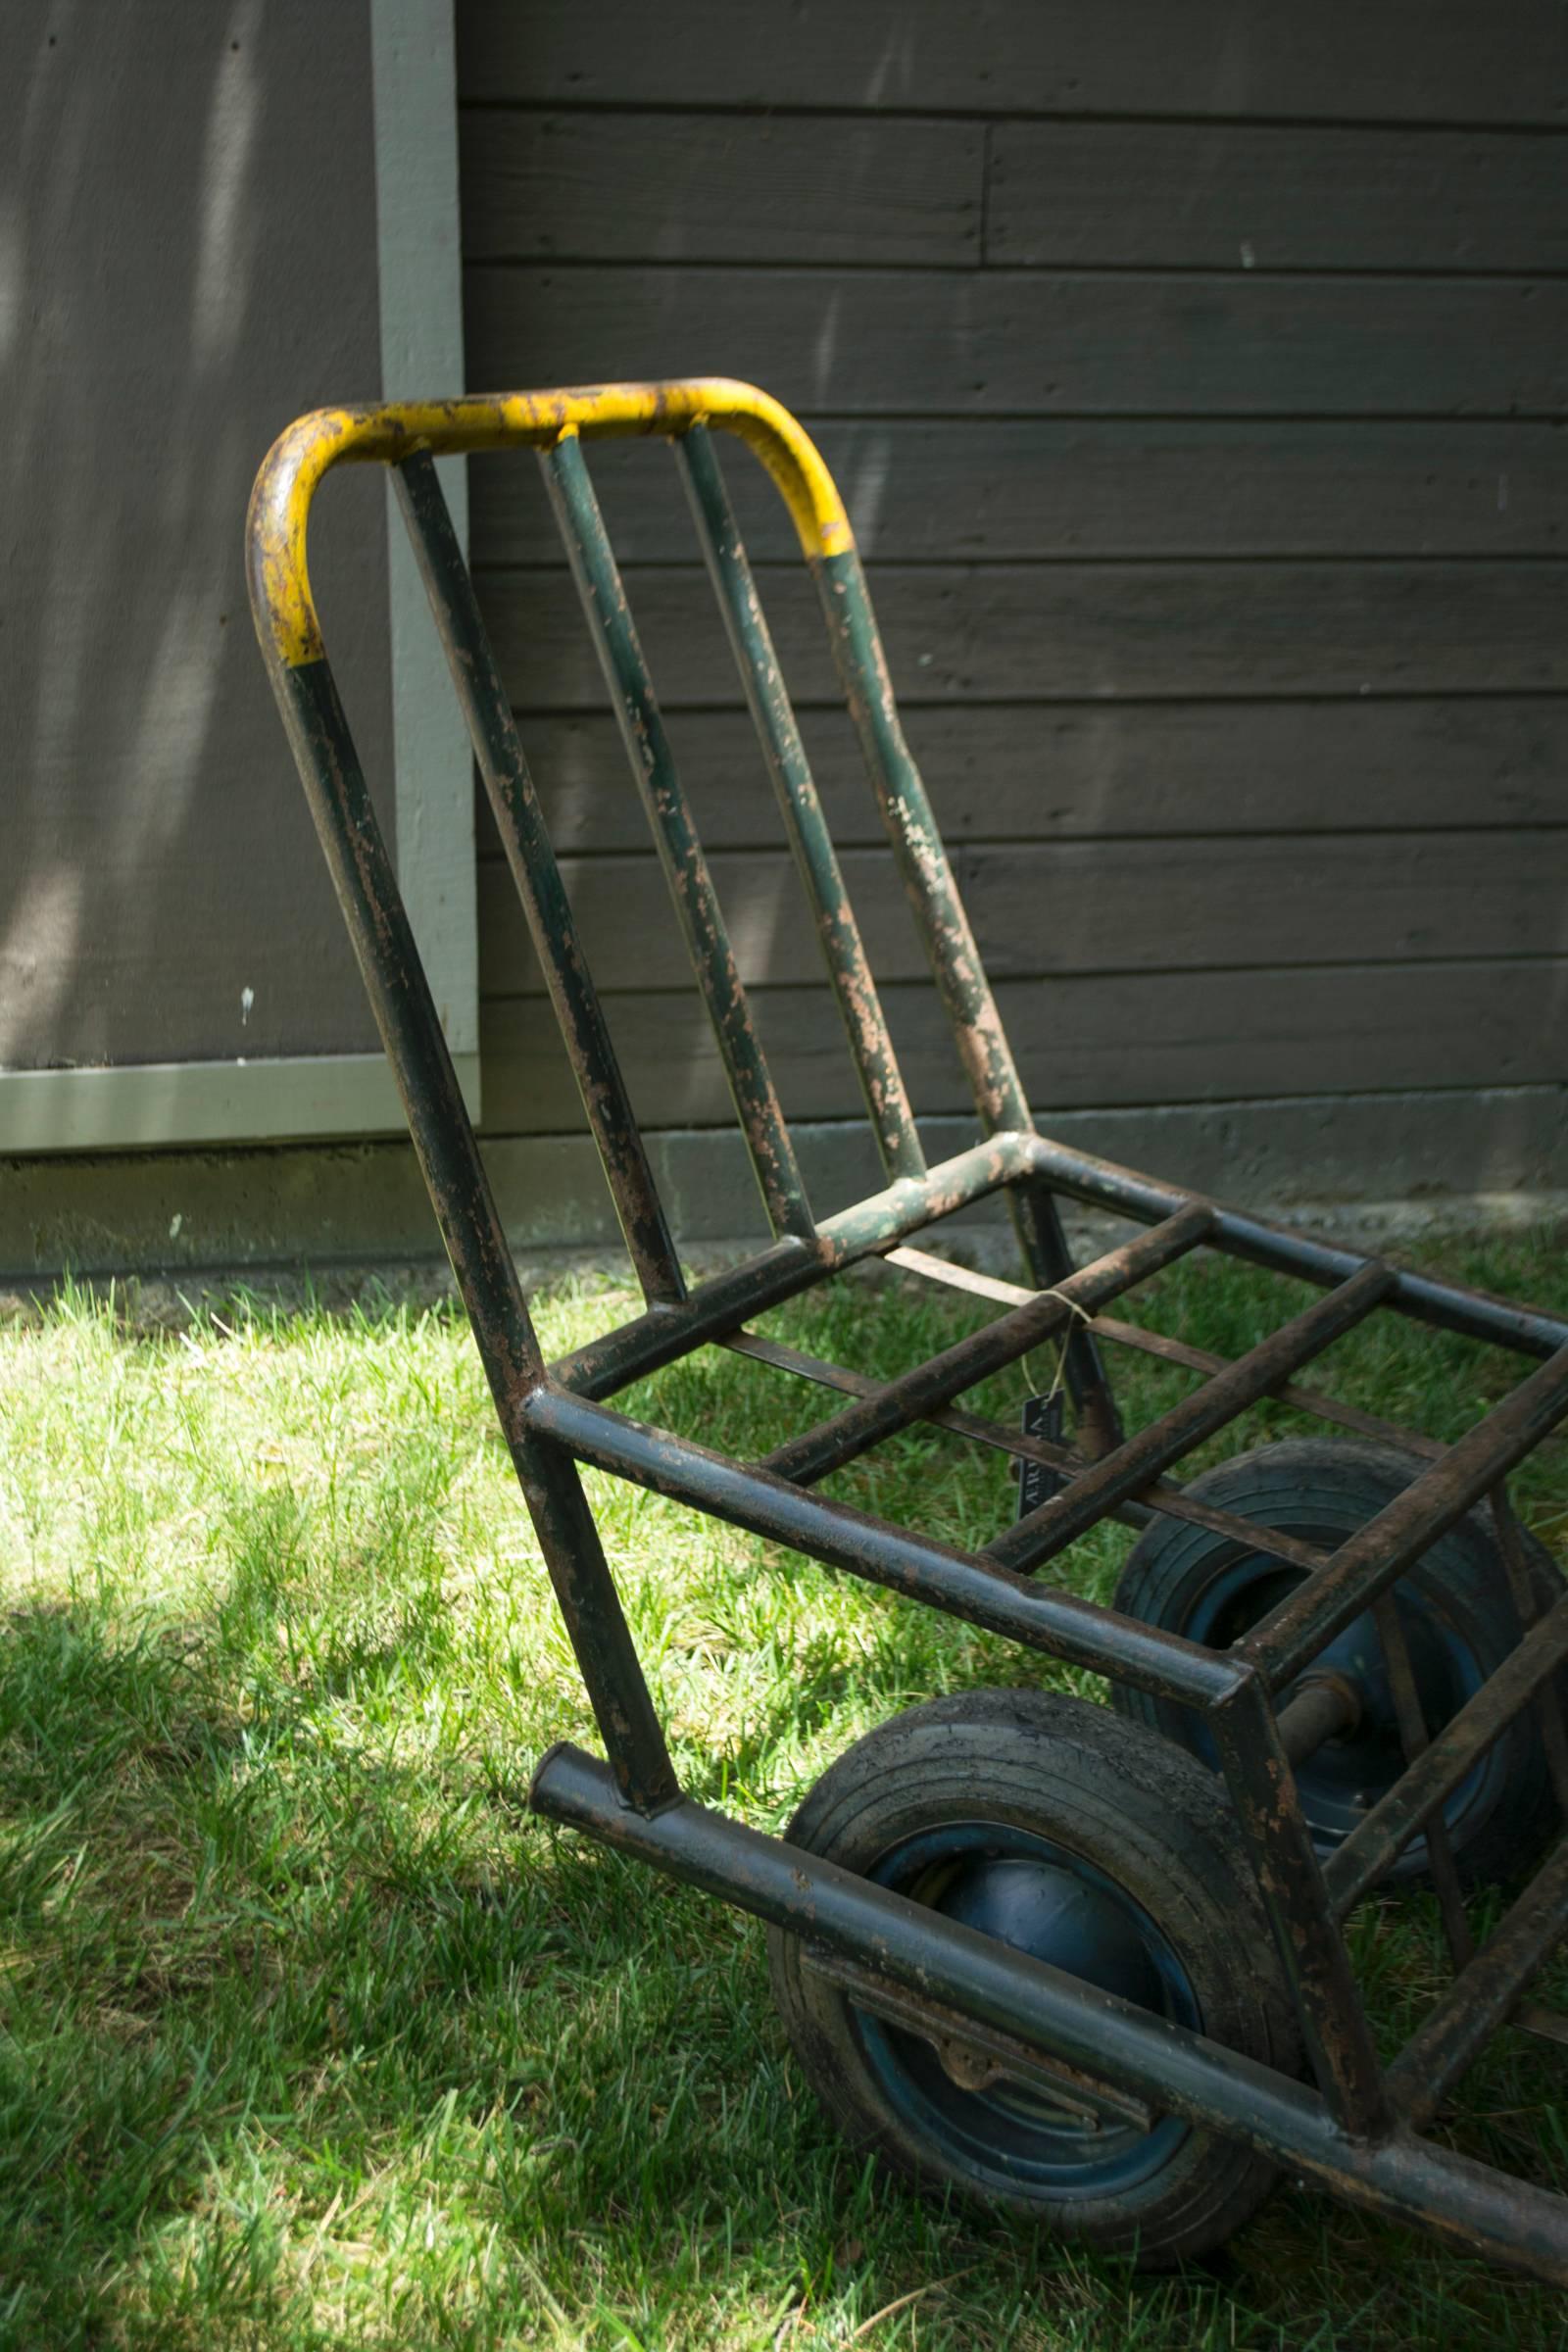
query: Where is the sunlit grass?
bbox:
[1,1229,1566,2348]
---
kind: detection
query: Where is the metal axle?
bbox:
[1277,1671,1364,1769]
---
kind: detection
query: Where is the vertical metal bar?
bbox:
[1491,1487,1568,1847]
[271,657,542,1401]
[1385,1833,1568,2130]
[265,652,678,1814]
[1370,1592,1474,1966]
[511,1441,682,1818]
[809,539,1119,1448]
[539,430,814,1244]
[814,546,1027,1132]
[675,424,924,1187]
[392,450,685,1308]
[1322,1589,1568,1914]
[1207,1669,1391,2135]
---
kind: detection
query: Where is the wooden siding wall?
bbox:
[455,2,1568,1174]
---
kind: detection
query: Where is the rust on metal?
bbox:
[758,1205,1210,1489]
[1276,1673,1362,1770]
[1324,1589,1568,1914]
[989,1261,1396,1575]
[1248,1344,1568,1689]
[1385,1833,1568,2132]
[250,373,1568,2286]
[1207,1669,1392,2139]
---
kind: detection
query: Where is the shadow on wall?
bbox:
[0,0,396,1076]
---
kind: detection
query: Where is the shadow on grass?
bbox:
[2,1597,1565,2350]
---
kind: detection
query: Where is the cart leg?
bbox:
[265,641,680,1821]
[1208,1673,1390,2137]
[512,1433,681,1817]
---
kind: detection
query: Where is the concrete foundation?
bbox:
[3,1087,1563,1313]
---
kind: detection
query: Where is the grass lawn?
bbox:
[2,1225,1567,2349]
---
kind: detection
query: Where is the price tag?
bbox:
[1015,1392,1065,1519]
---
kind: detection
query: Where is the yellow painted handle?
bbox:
[247,377,855,667]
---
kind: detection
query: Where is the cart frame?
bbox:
[248,380,1568,2282]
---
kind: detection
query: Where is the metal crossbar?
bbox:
[1246,1346,1568,1689]
[1387,1836,1568,2130]
[987,1260,1396,1573]
[721,1325,1336,1576]
[1324,1591,1568,1913]
[887,1243,1454,1460]
[521,1374,1247,1713]
[758,1205,1209,1486]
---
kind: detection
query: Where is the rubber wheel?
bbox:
[1110,1438,1564,1889]
[767,1690,1298,2266]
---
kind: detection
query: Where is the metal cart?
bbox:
[248,380,1568,2279]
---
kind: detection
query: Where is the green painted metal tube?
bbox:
[550,1129,1038,1402]
[810,541,1120,1446]
[676,424,924,1187]
[393,451,685,1307]
[540,432,815,1246]
[813,547,1028,1132]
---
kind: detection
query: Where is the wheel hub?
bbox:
[1181,1549,1490,1860]
[859,1823,1199,2192]
[926,1855,1168,2122]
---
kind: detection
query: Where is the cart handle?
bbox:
[247,376,854,670]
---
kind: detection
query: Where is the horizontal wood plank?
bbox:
[482,700,1568,856]
[987,122,1568,273]
[478,831,1568,996]
[461,111,982,265]
[474,560,1568,708]
[457,4,1568,1190]
[456,3,1568,128]
[476,958,1567,1133]
[465,265,1568,418]
[469,419,1568,565]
